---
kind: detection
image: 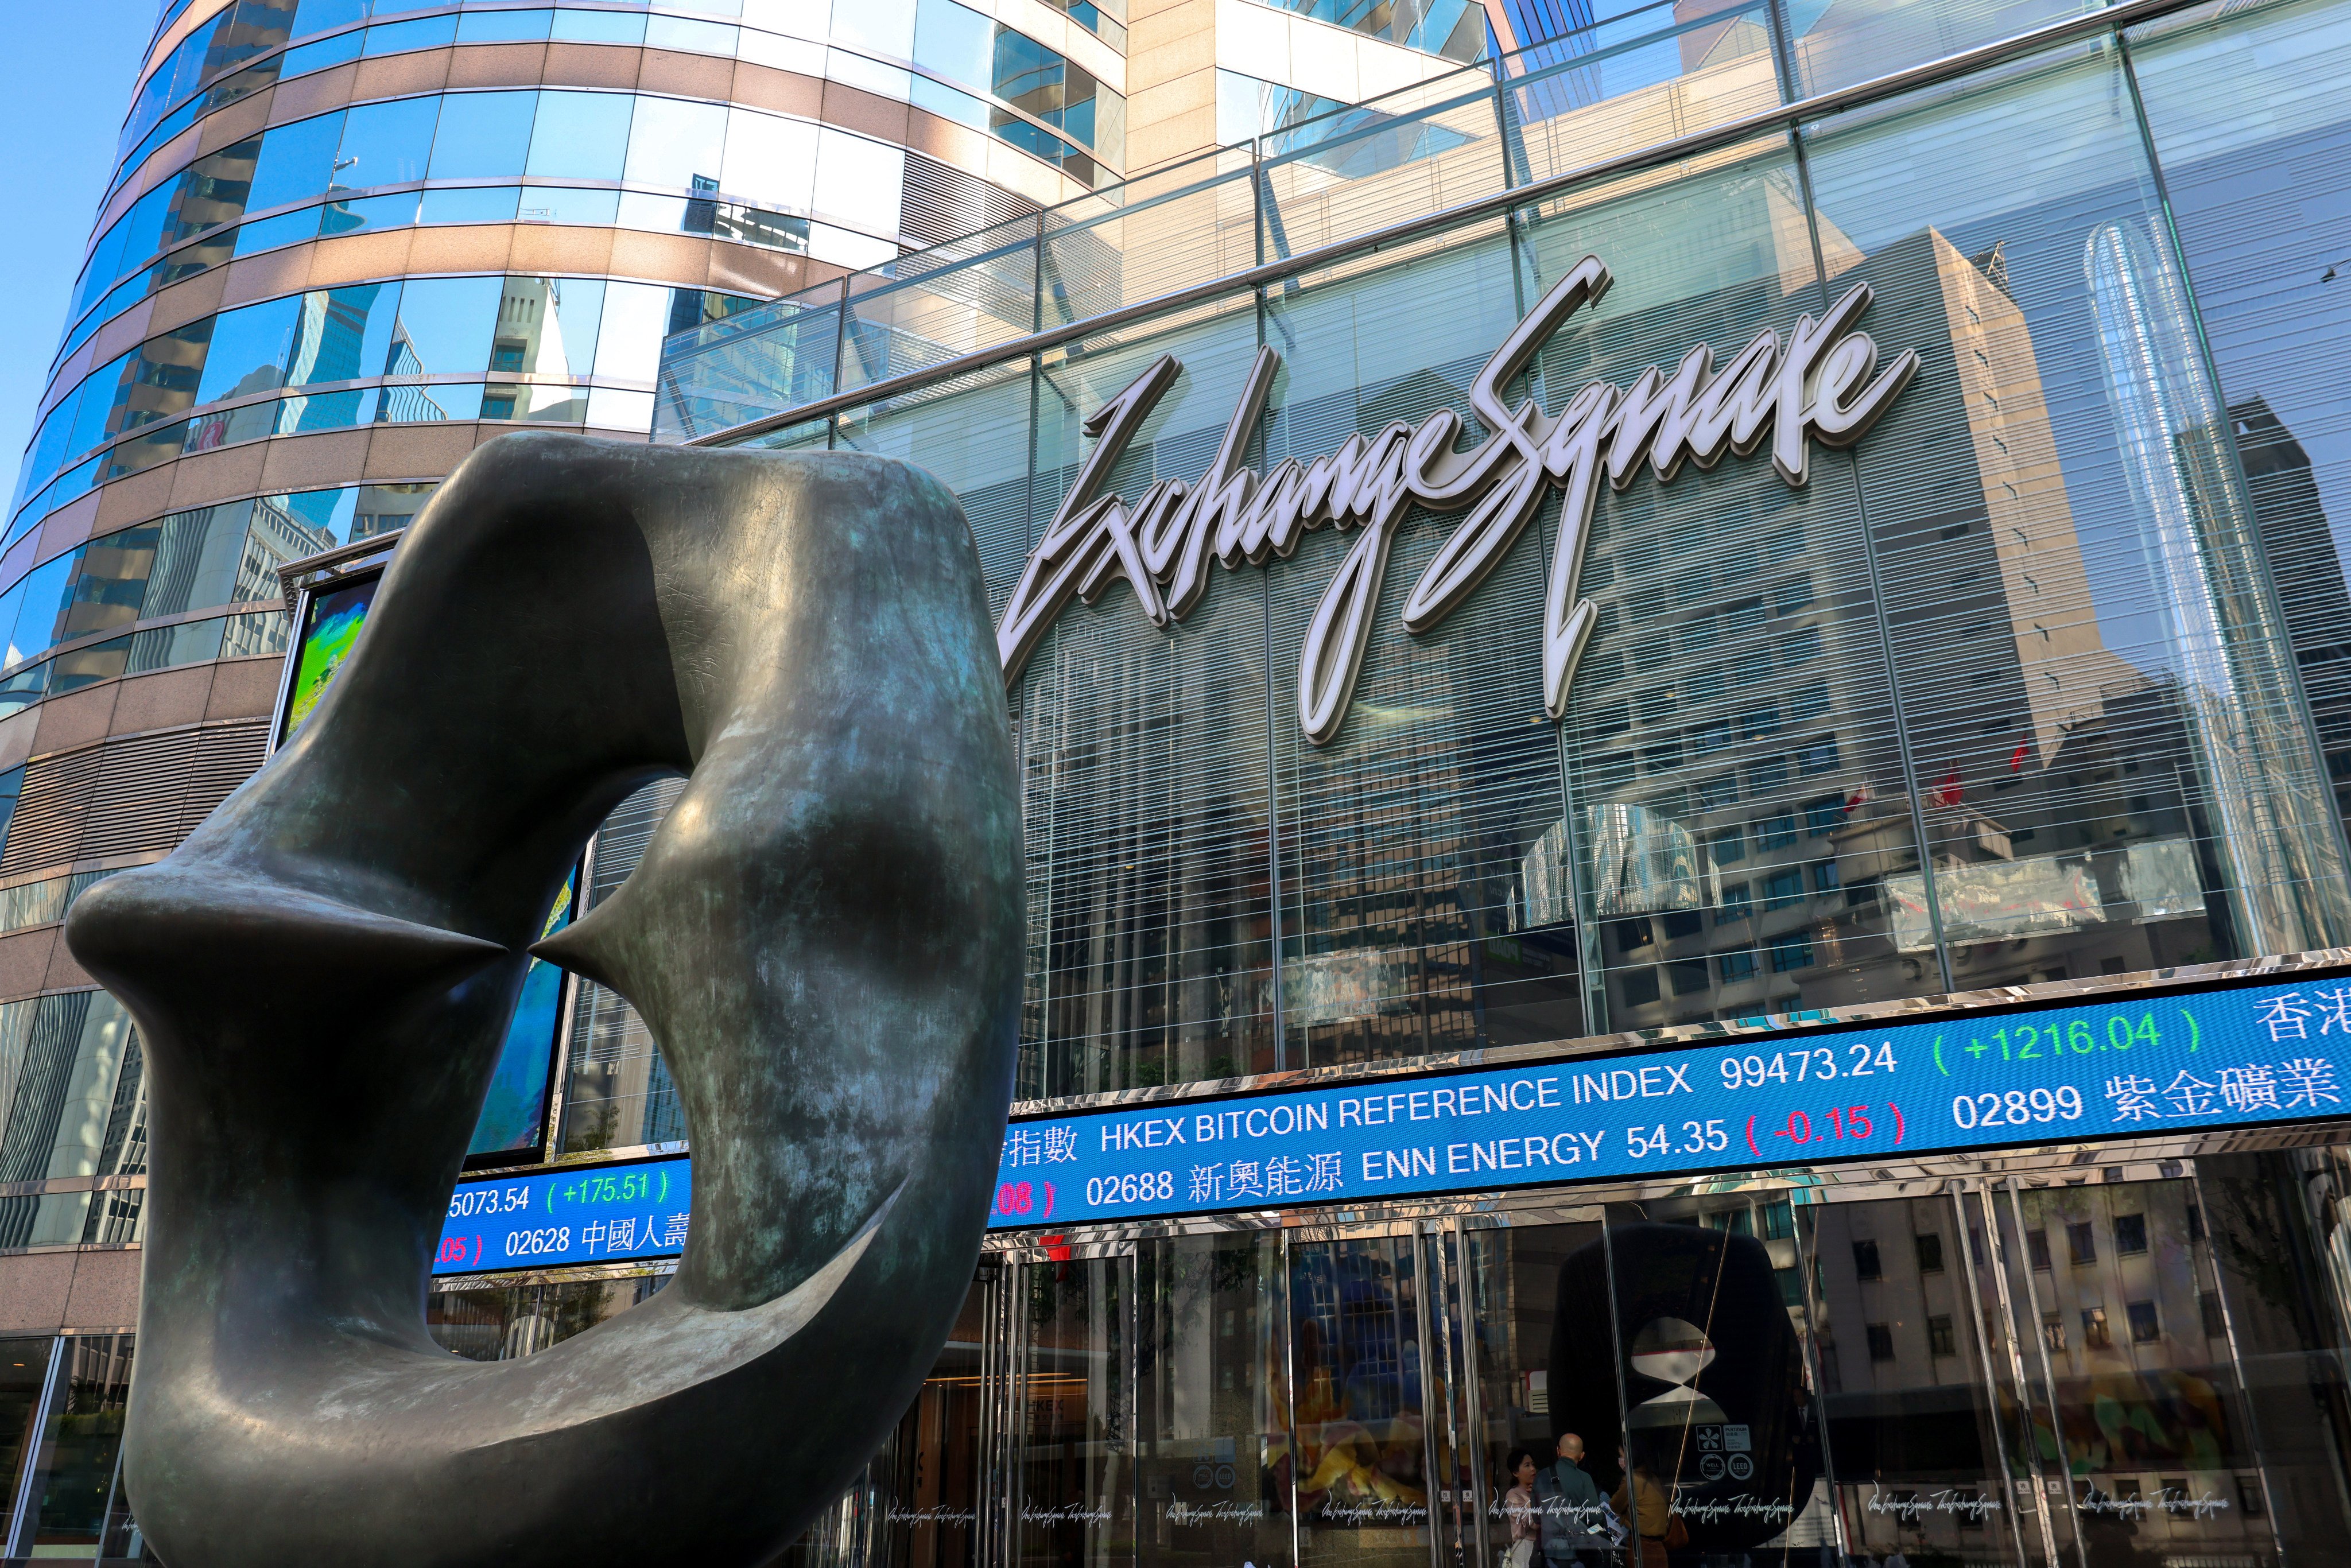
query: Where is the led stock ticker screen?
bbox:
[436,1155,692,1276]
[434,968,2351,1272]
[986,969,2351,1228]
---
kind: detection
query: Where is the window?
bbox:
[1865,1323,1894,1361]
[1812,861,1841,893]
[1698,774,1737,810]
[1763,868,1806,909]
[2027,1228,2052,1270]
[1667,960,1709,996]
[1740,706,1783,740]
[1615,919,1652,954]
[1915,1233,1944,1274]
[2127,1300,2159,1344]
[2238,1475,2265,1517]
[1717,882,1752,923]
[2040,1310,2068,1351]
[1619,968,1661,1007]
[2113,1213,2147,1254]
[1710,825,1746,865]
[1718,949,1757,982]
[1661,910,1702,940]
[1927,1315,1955,1356]
[1768,932,1814,972]
[1795,734,1840,773]
[1780,626,1823,665]
[1804,794,1844,835]
[1755,813,1798,850]
[1787,685,1833,724]
[2067,1221,2096,1265]
[2081,1306,2112,1348]
[1852,1240,1881,1280]
[1774,576,1814,616]
[1760,1201,1794,1240]
[2201,1290,2226,1339]
[428,90,538,181]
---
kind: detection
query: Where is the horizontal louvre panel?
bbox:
[75,730,197,861]
[174,720,267,836]
[0,751,103,880]
[0,719,269,878]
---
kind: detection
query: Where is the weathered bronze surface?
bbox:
[64,434,1023,1567]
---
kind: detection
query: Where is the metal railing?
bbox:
[659,0,2206,449]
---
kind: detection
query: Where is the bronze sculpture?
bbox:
[64,434,1023,1566]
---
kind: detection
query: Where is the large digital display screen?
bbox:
[279,569,378,741]
[436,1154,691,1275]
[436,967,2351,1270]
[987,968,2351,1227]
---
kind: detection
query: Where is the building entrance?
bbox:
[813,1140,2351,1568]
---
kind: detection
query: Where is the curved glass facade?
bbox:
[0,1,1130,1533]
[16,269,752,534]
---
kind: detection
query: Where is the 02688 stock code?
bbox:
[1088,1171,1174,1206]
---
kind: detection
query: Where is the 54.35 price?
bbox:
[1628,1120,1729,1159]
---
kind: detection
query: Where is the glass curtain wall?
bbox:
[717,8,2350,1101]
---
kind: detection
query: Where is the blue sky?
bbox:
[0,4,154,482]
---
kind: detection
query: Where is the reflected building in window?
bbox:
[2228,397,2351,828]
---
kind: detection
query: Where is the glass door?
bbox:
[965,1138,2351,1568]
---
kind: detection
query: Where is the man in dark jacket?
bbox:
[1534,1432,1611,1567]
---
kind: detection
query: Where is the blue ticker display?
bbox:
[437,968,2351,1270]
[983,968,2351,1228]
[437,1154,691,1276]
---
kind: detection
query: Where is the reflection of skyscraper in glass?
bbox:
[482,277,587,423]
[2086,219,2350,950]
[373,327,451,426]
[2230,397,2351,828]
[286,283,382,388]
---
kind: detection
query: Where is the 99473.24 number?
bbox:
[1720,1041,1897,1090]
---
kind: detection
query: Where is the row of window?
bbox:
[0,611,290,720]
[1616,925,1820,1003]
[1257,0,1482,62]
[1843,1211,2168,1287]
[77,86,907,346]
[91,6,1126,370]
[121,0,1124,205]
[0,483,430,694]
[19,275,739,530]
